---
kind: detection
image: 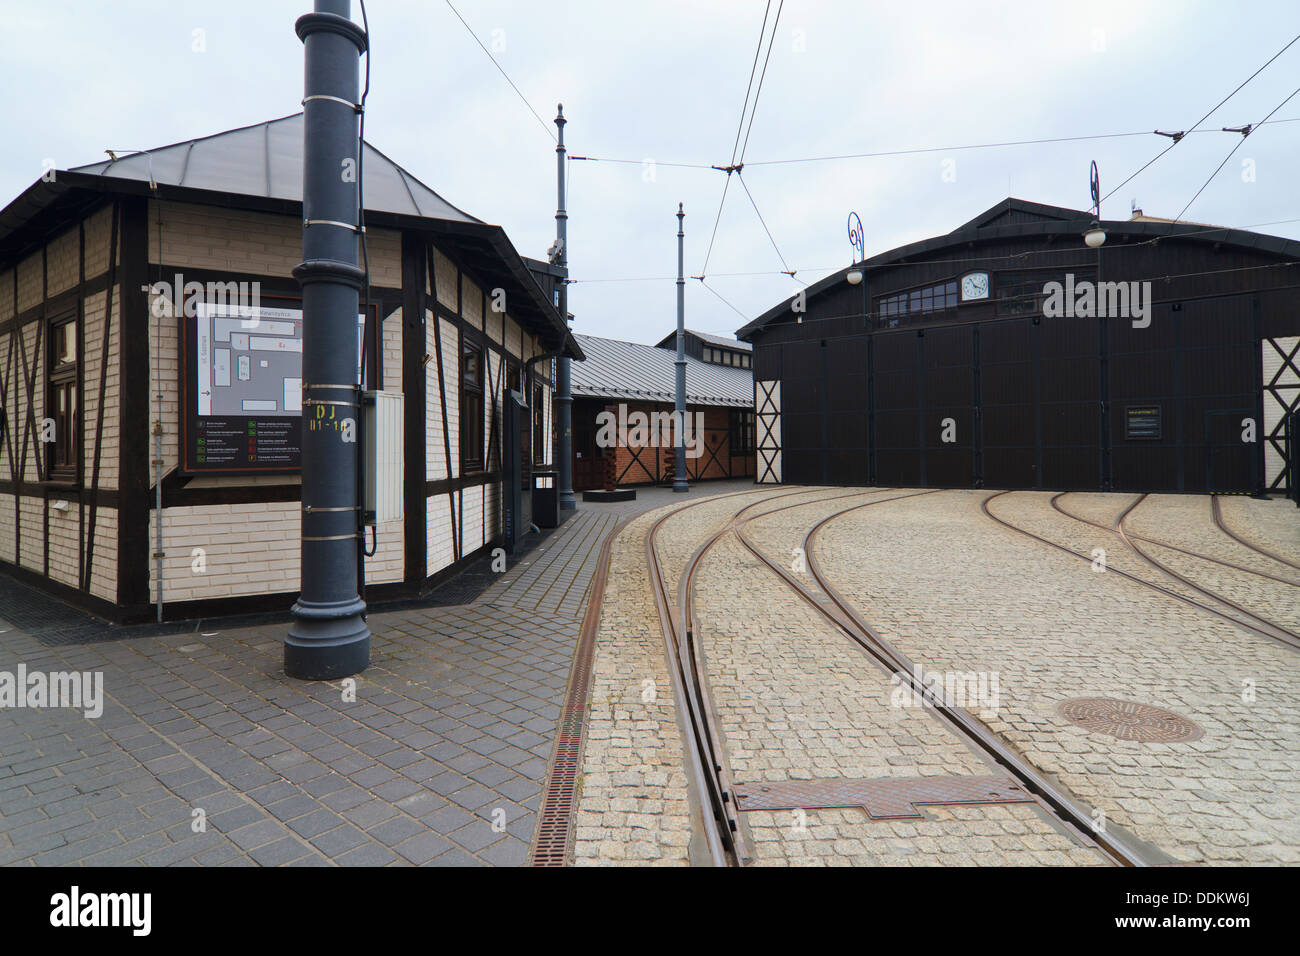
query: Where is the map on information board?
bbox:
[182,298,364,474]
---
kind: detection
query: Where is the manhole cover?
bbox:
[1057,698,1203,743]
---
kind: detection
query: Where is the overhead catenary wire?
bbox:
[700,1,783,279]
[736,170,799,281]
[737,0,784,165]
[569,117,1300,171]
[1174,84,1300,222]
[1103,32,1300,202]
[444,0,556,143]
[695,277,752,321]
[567,216,1300,285]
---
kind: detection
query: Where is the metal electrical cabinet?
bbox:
[363,390,403,525]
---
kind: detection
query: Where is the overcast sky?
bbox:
[3,1,1299,344]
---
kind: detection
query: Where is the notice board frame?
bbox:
[178,290,378,476]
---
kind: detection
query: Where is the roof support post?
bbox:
[285,0,370,679]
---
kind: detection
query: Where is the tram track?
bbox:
[1052,493,1300,588]
[729,490,1147,868]
[1034,492,1300,652]
[1212,494,1300,572]
[982,494,1300,650]
[646,485,1145,867]
[644,485,900,866]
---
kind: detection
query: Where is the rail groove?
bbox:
[728,490,1146,868]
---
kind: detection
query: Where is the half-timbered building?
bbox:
[0,113,580,624]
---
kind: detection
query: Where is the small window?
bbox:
[460,341,484,471]
[46,315,79,481]
[730,409,755,456]
[533,382,546,465]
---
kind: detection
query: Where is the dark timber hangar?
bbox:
[738,198,1300,496]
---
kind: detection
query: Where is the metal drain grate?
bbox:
[733,774,1035,820]
[529,517,630,867]
[1057,697,1204,743]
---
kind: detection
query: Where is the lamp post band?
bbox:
[303,383,361,391]
[304,219,365,233]
[303,505,360,513]
[303,94,362,111]
[303,398,360,408]
[302,533,361,542]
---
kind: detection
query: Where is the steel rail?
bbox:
[1113,495,1300,651]
[982,491,1300,653]
[728,490,1146,868]
[1052,493,1300,588]
[1212,494,1300,572]
[644,485,821,866]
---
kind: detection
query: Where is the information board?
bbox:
[1124,405,1162,441]
[182,297,364,474]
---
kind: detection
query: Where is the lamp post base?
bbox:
[285,597,370,680]
[672,481,690,493]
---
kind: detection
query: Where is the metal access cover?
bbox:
[1057,697,1204,743]
[732,775,1034,820]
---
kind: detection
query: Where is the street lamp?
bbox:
[1084,160,1106,248]
[847,211,867,318]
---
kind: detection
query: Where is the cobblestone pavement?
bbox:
[1218,495,1300,566]
[1059,493,1300,633]
[698,490,1104,866]
[573,486,781,866]
[0,482,751,866]
[577,486,1109,866]
[816,490,1300,864]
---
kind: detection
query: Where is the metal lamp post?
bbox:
[555,106,576,512]
[673,203,689,492]
[285,0,370,679]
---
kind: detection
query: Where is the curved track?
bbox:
[1212,494,1300,572]
[645,486,1144,867]
[1052,493,1300,588]
[1043,492,1300,651]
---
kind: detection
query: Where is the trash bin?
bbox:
[532,470,559,528]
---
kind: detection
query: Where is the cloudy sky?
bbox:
[3,1,1298,344]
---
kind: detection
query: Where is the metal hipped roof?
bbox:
[68,113,479,223]
[572,333,752,407]
[0,114,581,359]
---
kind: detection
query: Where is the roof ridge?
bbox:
[71,112,303,172]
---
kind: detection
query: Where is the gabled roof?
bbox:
[736,196,1300,341]
[572,334,752,407]
[0,114,580,358]
[67,113,479,223]
[653,328,753,352]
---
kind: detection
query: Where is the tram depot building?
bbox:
[0,114,579,625]
[739,199,1300,496]
[569,329,755,490]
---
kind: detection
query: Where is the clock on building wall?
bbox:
[961,272,990,301]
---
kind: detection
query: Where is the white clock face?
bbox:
[961,272,990,301]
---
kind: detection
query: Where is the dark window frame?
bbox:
[730,408,756,457]
[532,382,547,466]
[460,339,485,473]
[46,311,79,483]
